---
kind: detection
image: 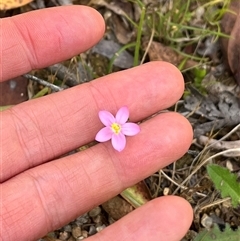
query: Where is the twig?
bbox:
[199,197,232,211]
[23,74,64,92]
[198,136,240,156]
[173,125,240,194]
[140,15,155,65]
[48,63,85,86]
[160,170,206,197]
[172,148,240,195]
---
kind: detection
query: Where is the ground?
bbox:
[1,0,240,240]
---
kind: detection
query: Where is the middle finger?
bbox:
[2,62,184,182]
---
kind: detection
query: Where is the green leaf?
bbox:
[207,164,240,208]
[0,105,13,111]
[120,181,151,208]
[32,87,49,99]
[194,224,240,241]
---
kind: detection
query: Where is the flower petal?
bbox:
[95,127,113,142]
[111,133,126,152]
[99,110,116,126]
[115,106,129,124]
[121,123,140,136]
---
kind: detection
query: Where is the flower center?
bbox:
[111,123,121,134]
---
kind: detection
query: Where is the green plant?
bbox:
[194,223,240,241]
[207,164,240,208]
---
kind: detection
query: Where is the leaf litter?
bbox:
[1,0,240,240]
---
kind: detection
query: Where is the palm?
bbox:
[1,6,193,241]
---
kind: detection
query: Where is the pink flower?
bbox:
[95,106,140,152]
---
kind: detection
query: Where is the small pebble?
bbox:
[195,6,205,20]
[76,214,89,224]
[96,224,106,232]
[72,226,82,239]
[201,214,213,229]
[76,213,88,220]
[163,187,170,195]
[89,206,101,217]
[63,225,72,232]
[81,230,88,238]
[59,231,70,241]
[76,237,85,240]
[88,225,97,236]
[92,215,101,224]
[67,236,76,241]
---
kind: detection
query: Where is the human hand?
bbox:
[1,6,193,241]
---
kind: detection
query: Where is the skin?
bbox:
[1,6,193,241]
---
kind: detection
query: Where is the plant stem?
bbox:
[134,3,146,66]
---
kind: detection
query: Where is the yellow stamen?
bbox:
[111,123,121,134]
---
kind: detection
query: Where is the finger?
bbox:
[2,112,193,241]
[2,62,185,182]
[88,196,193,241]
[1,6,105,81]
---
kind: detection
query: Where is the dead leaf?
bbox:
[143,40,197,69]
[110,14,134,44]
[102,196,134,221]
[0,76,28,105]
[120,181,152,208]
[91,39,134,69]
[220,0,240,86]
[89,0,133,18]
[0,0,33,10]
[227,13,240,86]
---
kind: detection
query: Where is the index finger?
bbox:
[1,5,105,81]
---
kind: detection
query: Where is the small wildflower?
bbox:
[95,106,140,152]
